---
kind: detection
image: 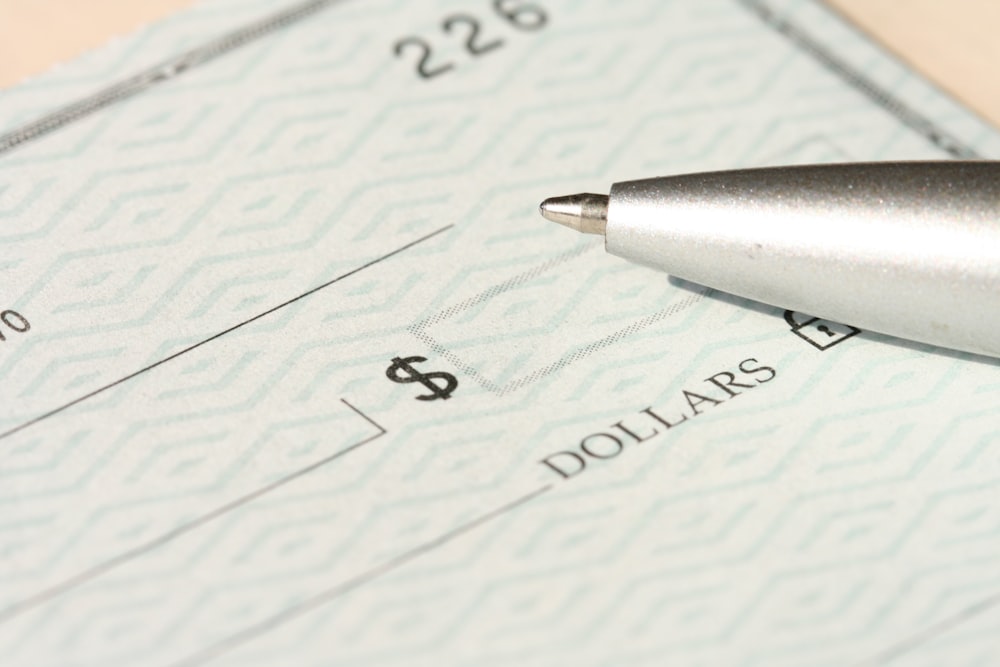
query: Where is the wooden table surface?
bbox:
[1,0,997,129]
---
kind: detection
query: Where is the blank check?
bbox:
[1,1,1000,665]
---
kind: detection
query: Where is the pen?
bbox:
[539,161,1000,359]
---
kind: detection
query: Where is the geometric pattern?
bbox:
[1,0,999,666]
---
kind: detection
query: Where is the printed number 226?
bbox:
[394,0,548,80]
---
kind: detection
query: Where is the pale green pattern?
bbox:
[1,1,999,666]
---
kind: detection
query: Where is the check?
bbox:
[1,1,999,665]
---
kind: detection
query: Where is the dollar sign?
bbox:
[385,356,458,401]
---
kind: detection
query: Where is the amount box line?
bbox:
[0,398,386,625]
[860,590,1000,666]
[169,484,553,667]
[0,224,453,443]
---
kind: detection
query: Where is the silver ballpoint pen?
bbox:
[539,161,1000,359]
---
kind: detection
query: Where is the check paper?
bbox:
[2,1,1000,665]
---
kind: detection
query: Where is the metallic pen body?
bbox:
[541,162,1000,358]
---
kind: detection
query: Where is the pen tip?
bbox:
[539,193,609,235]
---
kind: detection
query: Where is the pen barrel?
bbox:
[605,161,1000,357]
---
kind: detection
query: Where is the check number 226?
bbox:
[393,1,548,80]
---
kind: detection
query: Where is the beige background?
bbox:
[0,0,997,129]
[0,0,195,88]
[827,0,1000,129]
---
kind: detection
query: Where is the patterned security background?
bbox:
[1,0,1000,665]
